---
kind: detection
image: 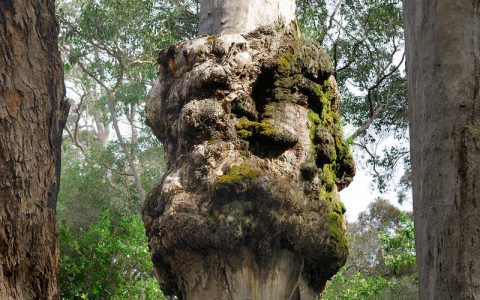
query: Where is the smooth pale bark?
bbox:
[403,1,480,299]
[199,0,296,35]
[106,93,146,202]
[0,0,68,298]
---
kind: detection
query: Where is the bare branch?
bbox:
[101,163,134,177]
[353,142,380,177]
[77,61,111,92]
[348,103,384,141]
[327,0,344,31]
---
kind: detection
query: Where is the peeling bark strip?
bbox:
[144,24,355,300]
[404,1,480,299]
[0,1,69,299]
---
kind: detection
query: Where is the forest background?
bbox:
[55,0,416,299]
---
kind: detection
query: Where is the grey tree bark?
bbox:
[144,1,355,299]
[403,1,480,299]
[199,0,296,35]
[0,0,69,298]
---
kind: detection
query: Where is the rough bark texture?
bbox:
[0,1,68,298]
[199,0,296,35]
[403,1,480,299]
[144,26,355,299]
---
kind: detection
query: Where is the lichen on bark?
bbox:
[144,26,355,299]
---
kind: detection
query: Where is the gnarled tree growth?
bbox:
[143,1,355,299]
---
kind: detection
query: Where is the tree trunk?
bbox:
[144,1,355,299]
[403,1,480,299]
[107,93,146,203]
[199,0,296,35]
[169,249,319,300]
[0,1,68,298]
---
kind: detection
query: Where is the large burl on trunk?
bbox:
[144,25,355,299]
[0,0,69,298]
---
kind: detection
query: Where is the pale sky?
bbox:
[340,154,412,222]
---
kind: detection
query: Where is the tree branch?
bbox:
[348,103,384,141]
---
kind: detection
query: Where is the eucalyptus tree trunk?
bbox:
[144,1,355,299]
[199,0,296,35]
[0,0,69,298]
[403,1,480,299]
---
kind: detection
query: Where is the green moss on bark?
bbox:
[304,77,355,188]
[236,117,297,147]
[216,165,261,185]
[327,212,348,257]
[276,51,294,75]
[236,117,276,139]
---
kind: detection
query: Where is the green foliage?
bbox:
[58,0,198,83]
[57,1,176,297]
[381,213,417,275]
[322,268,395,300]
[58,137,165,222]
[298,0,406,134]
[58,141,118,228]
[58,133,165,298]
[137,129,167,194]
[57,0,170,220]
[59,211,165,299]
[116,81,147,107]
[322,201,417,299]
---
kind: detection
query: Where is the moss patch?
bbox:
[327,211,348,264]
[276,51,294,75]
[216,165,260,185]
[236,117,276,138]
[236,117,297,148]
[304,76,355,189]
[274,38,333,80]
[207,35,217,43]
